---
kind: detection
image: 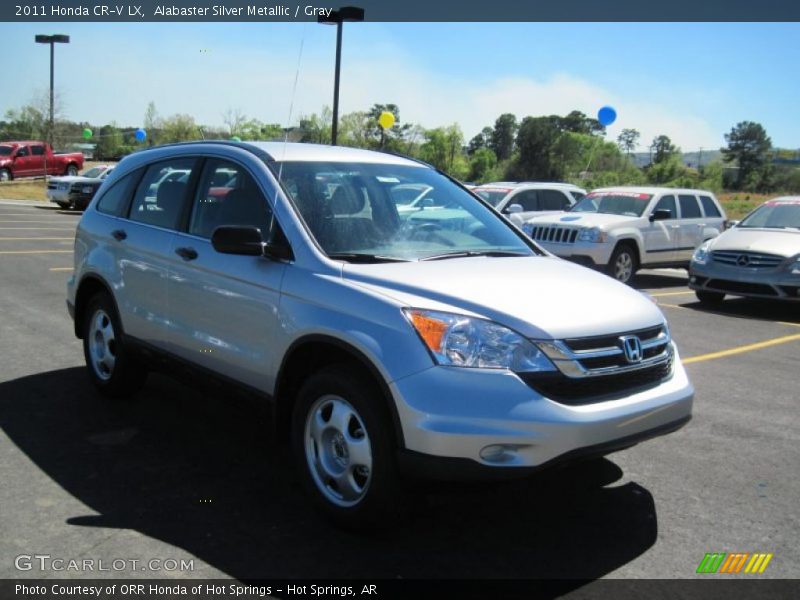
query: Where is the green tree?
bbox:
[467,147,497,182]
[490,113,517,161]
[651,135,678,164]
[510,116,562,180]
[617,128,640,156]
[419,124,468,178]
[467,126,493,155]
[559,110,604,136]
[143,101,161,146]
[161,114,202,143]
[94,124,124,160]
[722,121,773,191]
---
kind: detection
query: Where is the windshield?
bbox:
[739,200,800,229]
[474,188,511,207]
[570,191,652,217]
[0,146,13,156]
[269,162,536,261]
[81,167,105,179]
[389,183,432,206]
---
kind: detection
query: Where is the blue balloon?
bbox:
[597,106,617,127]
[135,128,147,142]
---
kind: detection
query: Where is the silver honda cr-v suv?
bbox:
[67,141,693,527]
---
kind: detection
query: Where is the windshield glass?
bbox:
[0,146,13,156]
[570,191,652,217]
[81,167,105,179]
[739,199,800,229]
[270,162,535,261]
[474,188,511,207]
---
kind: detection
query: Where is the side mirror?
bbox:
[649,208,672,222]
[505,203,524,214]
[211,225,293,260]
[420,198,435,209]
[724,220,739,230]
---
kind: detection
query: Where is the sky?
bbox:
[2,22,799,152]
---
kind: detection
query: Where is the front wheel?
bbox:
[82,293,147,398]
[695,290,725,304]
[0,169,11,182]
[291,365,402,529]
[606,244,638,284]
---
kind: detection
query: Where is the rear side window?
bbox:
[540,189,571,211]
[699,195,722,218]
[128,158,197,230]
[96,170,141,216]
[653,195,677,219]
[679,195,702,218]
[511,190,539,211]
[570,191,585,202]
[188,159,272,238]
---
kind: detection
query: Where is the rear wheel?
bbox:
[695,290,725,304]
[291,365,402,529]
[82,293,147,398]
[65,164,79,176]
[606,244,638,284]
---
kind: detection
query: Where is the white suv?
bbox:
[67,143,693,527]
[473,182,586,225]
[523,186,727,283]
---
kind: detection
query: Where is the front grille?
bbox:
[563,325,663,352]
[521,357,673,405]
[529,225,578,244]
[711,250,784,269]
[707,279,778,296]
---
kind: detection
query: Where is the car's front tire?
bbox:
[82,293,147,398]
[291,365,402,529]
[695,290,725,304]
[606,243,638,284]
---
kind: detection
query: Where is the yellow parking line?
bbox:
[658,302,687,310]
[0,250,72,255]
[650,290,694,297]
[683,333,800,364]
[0,237,73,240]
[49,267,74,271]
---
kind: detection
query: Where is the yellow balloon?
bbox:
[378,111,395,130]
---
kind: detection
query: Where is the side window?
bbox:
[653,195,677,219]
[96,170,141,216]
[16,146,29,157]
[510,190,539,211]
[571,191,586,203]
[699,195,722,218]
[188,159,272,239]
[678,194,702,219]
[540,189,571,211]
[30,145,45,156]
[128,158,197,230]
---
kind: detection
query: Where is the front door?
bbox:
[643,194,679,263]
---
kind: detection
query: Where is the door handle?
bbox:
[175,246,198,261]
[111,229,127,241]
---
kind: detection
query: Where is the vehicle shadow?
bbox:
[0,367,658,587]
[633,269,688,290]
[676,296,800,325]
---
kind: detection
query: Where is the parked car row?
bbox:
[0,141,84,181]
[47,164,115,210]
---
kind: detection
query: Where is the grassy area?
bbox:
[0,162,114,202]
[717,192,772,220]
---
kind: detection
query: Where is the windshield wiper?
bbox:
[327,253,410,263]
[420,250,530,261]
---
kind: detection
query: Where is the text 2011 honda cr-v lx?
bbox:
[67,141,693,526]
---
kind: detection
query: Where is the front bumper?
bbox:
[47,189,76,204]
[389,352,693,475]
[689,261,800,301]
[535,239,615,267]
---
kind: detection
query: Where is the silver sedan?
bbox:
[689,196,800,303]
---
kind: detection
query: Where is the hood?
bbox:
[526,212,640,229]
[343,256,664,340]
[48,176,96,184]
[709,227,800,258]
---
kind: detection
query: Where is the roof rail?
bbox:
[133,139,275,162]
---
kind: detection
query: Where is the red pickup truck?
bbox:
[0,141,84,181]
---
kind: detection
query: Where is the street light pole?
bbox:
[35,34,70,147]
[318,7,364,146]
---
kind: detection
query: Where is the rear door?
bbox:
[114,157,199,346]
[698,194,726,238]
[166,158,285,392]
[677,194,704,261]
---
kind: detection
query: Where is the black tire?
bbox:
[56,201,69,210]
[606,243,638,284]
[65,164,79,177]
[0,168,11,182]
[695,290,725,304]
[291,364,403,529]
[82,293,147,398]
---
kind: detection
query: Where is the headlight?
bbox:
[692,240,712,265]
[404,308,556,372]
[786,254,800,275]
[577,227,606,243]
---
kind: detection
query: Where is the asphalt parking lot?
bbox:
[0,199,797,585]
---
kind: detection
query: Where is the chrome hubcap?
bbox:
[615,252,633,282]
[88,309,116,381]
[304,395,372,507]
